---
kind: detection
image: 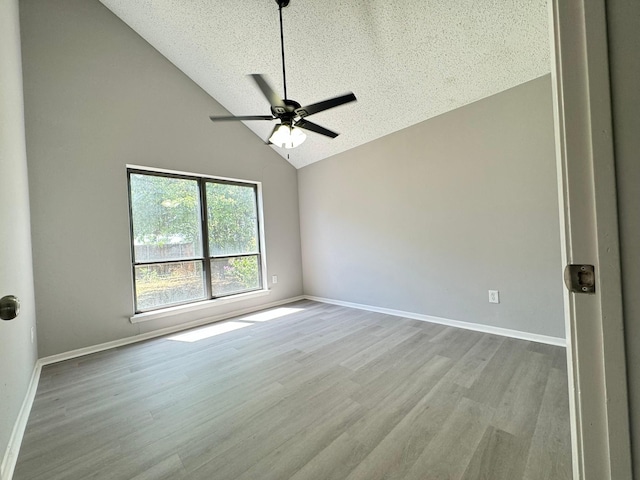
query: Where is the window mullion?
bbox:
[209,252,260,259]
[133,257,204,266]
[200,178,213,300]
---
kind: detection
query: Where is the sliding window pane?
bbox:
[130,174,203,262]
[206,183,259,256]
[135,261,205,311]
[211,255,260,297]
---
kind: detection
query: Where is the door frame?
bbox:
[549,0,632,478]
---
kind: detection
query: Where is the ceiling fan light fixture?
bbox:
[269,123,306,149]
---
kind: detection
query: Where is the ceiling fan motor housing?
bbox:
[272,99,300,122]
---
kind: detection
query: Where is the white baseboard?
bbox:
[304,295,566,347]
[1,360,42,480]
[40,295,306,366]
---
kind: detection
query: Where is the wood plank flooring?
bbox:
[13,300,572,479]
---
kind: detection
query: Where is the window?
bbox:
[128,168,264,313]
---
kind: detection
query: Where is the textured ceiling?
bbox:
[98,0,550,169]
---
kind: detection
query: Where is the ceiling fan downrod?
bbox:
[277,0,290,100]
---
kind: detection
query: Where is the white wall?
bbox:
[298,75,565,339]
[0,0,38,472]
[607,0,640,471]
[19,0,303,357]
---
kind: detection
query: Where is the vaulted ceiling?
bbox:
[98,0,550,169]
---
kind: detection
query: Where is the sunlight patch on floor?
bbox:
[238,307,304,322]
[168,321,249,342]
[168,306,305,342]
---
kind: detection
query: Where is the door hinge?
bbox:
[564,264,596,294]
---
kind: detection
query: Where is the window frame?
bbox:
[127,166,266,314]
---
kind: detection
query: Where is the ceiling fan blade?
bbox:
[209,115,274,122]
[295,119,339,138]
[295,92,357,118]
[250,74,285,108]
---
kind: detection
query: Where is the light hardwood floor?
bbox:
[14,300,572,479]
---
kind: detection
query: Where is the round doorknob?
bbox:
[0,295,20,321]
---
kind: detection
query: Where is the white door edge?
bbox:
[549,0,632,478]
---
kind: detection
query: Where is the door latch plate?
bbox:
[564,264,596,294]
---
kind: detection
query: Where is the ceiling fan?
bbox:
[209,0,357,149]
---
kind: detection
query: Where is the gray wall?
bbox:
[607,0,640,473]
[298,75,565,339]
[0,0,38,469]
[20,0,303,357]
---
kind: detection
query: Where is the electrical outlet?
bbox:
[272,275,278,284]
[488,290,500,304]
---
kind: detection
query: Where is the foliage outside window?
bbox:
[128,169,263,312]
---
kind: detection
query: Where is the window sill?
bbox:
[130,289,271,324]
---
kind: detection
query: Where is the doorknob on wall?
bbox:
[0,295,20,320]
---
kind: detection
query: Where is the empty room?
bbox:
[1,0,637,479]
